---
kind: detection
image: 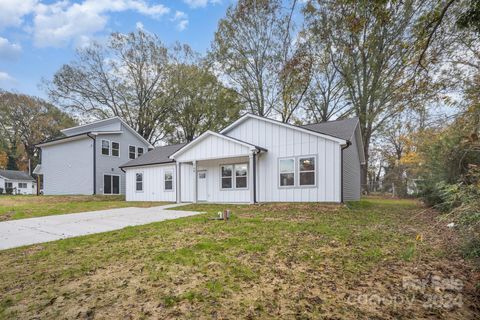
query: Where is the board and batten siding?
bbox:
[342,128,361,201]
[174,134,251,162]
[224,117,342,202]
[125,164,176,202]
[42,137,94,195]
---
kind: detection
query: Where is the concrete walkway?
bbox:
[0,203,201,250]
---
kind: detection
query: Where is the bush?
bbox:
[0,187,3,195]
[5,188,13,195]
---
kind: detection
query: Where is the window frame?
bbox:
[277,155,317,189]
[111,141,120,157]
[137,147,144,158]
[18,182,27,189]
[101,139,110,156]
[5,182,12,189]
[164,169,174,191]
[234,163,248,190]
[278,157,296,188]
[135,172,144,193]
[220,163,249,191]
[103,174,121,195]
[128,145,136,159]
[298,156,317,187]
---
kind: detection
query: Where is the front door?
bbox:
[197,171,207,201]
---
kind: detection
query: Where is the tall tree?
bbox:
[0,90,75,172]
[211,0,311,121]
[305,0,432,189]
[46,30,174,144]
[164,63,242,143]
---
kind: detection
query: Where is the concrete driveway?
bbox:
[0,203,201,250]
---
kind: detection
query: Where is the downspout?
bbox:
[253,151,257,203]
[341,141,352,203]
[87,133,96,195]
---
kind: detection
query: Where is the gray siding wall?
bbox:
[95,123,150,195]
[342,129,361,201]
[42,137,94,195]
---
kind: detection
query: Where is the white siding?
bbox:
[42,137,94,195]
[175,134,251,162]
[225,117,342,202]
[195,157,250,203]
[125,164,176,202]
[180,163,194,202]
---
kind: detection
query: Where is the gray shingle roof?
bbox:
[0,170,35,181]
[120,143,186,168]
[302,118,359,141]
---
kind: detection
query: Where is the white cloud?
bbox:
[32,0,170,47]
[171,10,188,31]
[0,37,22,60]
[136,21,144,29]
[182,0,221,9]
[0,0,37,30]
[0,71,14,82]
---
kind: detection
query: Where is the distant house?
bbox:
[34,117,152,195]
[120,114,365,203]
[0,170,35,195]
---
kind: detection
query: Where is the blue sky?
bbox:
[0,0,233,98]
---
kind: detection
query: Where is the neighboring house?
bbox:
[121,114,365,203]
[34,117,152,195]
[0,170,36,195]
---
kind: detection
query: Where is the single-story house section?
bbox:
[0,170,36,195]
[120,114,365,204]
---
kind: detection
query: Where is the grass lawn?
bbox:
[0,197,478,319]
[0,195,169,221]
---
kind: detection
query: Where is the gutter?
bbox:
[340,140,352,203]
[86,133,96,195]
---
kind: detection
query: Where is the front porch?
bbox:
[169,131,267,204]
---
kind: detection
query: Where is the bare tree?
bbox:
[46,30,173,144]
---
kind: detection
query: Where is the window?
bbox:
[136,173,143,192]
[129,146,136,159]
[221,165,233,189]
[279,158,295,187]
[101,140,110,155]
[137,147,144,157]
[164,170,173,190]
[104,175,120,195]
[19,183,27,188]
[235,164,248,188]
[112,142,120,157]
[5,182,12,188]
[299,157,316,186]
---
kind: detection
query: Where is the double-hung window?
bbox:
[129,146,136,159]
[137,147,144,157]
[279,156,316,187]
[299,157,315,186]
[221,165,233,189]
[164,170,173,191]
[235,164,248,189]
[279,158,295,187]
[101,140,110,155]
[111,142,120,157]
[136,173,143,192]
[19,183,27,188]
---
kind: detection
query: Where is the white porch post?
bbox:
[176,161,181,204]
[193,160,198,204]
[249,151,256,204]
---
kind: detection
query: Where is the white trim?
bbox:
[220,163,249,191]
[111,141,120,157]
[128,145,136,159]
[164,169,174,192]
[221,114,347,145]
[170,130,260,159]
[135,172,144,193]
[137,146,145,158]
[196,169,208,202]
[101,139,111,156]
[298,155,317,187]
[277,155,318,189]
[102,173,121,195]
[61,117,153,148]
[278,157,295,188]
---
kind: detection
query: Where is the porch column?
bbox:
[249,151,256,204]
[193,160,198,204]
[176,162,181,203]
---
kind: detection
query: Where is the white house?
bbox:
[121,114,365,203]
[0,170,36,195]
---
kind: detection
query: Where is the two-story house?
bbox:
[34,117,152,195]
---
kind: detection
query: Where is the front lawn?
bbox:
[0,195,169,221]
[0,198,477,319]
